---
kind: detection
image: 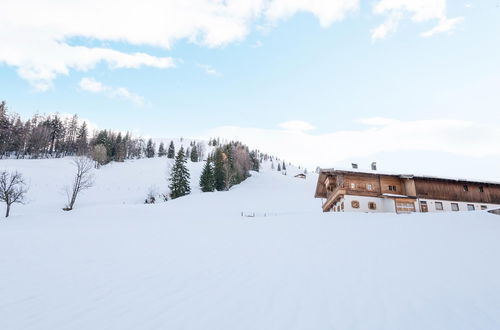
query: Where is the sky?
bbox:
[1,0,500,176]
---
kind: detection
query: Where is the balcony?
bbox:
[323,186,346,211]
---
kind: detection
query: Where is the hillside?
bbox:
[1,157,500,330]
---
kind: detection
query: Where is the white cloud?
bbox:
[251,40,264,48]
[0,0,461,88]
[421,17,464,38]
[357,117,399,126]
[79,78,145,106]
[79,77,107,93]
[371,12,402,41]
[265,0,359,27]
[278,120,316,131]
[1,35,175,91]
[0,0,361,89]
[196,63,221,76]
[205,118,500,174]
[373,0,463,39]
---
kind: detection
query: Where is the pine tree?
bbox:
[185,147,191,160]
[158,142,166,157]
[146,138,155,158]
[249,150,259,172]
[277,162,281,171]
[214,148,225,191]
[114,132,126,161]
[190,144,198,162]
[199,159,215,192]
[167,141,175,158]
[169,147,191,199]
[282,161,286,171]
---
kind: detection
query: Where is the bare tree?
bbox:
[0,171,28,217]
[64,157,94,211]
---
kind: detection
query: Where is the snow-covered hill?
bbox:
[1,157,500,330]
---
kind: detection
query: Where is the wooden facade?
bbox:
[315,169,500,213]
[413,178,500,204]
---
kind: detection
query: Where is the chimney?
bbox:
[371,162,377,171]
[351,163,358,169]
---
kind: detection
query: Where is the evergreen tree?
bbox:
[146,138,155,158]
[199,159,215,192]
[0,101,10,157]
[213,148,225,191]
[277,162,281,171]
[0,102,150,162]
[169,147,191,199]
[282,161,286,171]
[185,147,191,160]
[93,130,111,163]
[114,132,126,161]
[46,114,64,155]
[158,142,166,157]
[167,141,175,158]
[190,144,198,162]
[249,150,259,172]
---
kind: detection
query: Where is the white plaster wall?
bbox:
[343,195,387,213]
[382,198,397,213]
[326,196,500,214]
[417,199,500,213]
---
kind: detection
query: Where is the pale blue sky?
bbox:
[1,0,499,173]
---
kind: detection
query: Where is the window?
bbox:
[351,200,360,209]
[435,202,443,211]
[420,201,428,212]
[467,204,475,211]
[451,203,459,211]
[368,202,377,210]
[367,184,373,191]
[350,183,357,189]
[481,205,487,210]
[479,186,484,193]
[463,185,469,192]
[395,201,416,213]
[388,185,397,191]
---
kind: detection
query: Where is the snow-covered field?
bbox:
[1,157,500,330]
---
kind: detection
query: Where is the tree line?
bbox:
[0,101,210,166]
[199,141,260,192]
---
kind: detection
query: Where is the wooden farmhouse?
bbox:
[315,168,500,213]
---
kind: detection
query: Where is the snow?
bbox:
[382,193,411,198]
[1,157,500,330]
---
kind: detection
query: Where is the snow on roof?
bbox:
[319,167,500,186]
[381,193,412,198]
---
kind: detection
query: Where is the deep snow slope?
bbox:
[1,158,500,330]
